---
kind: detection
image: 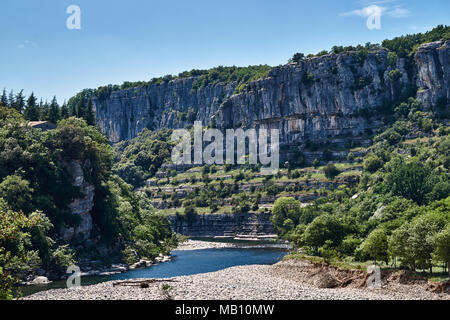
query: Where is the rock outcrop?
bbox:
[168,212,275,238]
[93,40,449,144]
[60,160,95,243]
[415,40,450,109]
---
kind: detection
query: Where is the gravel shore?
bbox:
[175,240,236,251]
[23,259,448,300]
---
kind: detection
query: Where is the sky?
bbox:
[0,0,449,103]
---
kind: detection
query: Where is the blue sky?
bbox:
[0,0,449,102]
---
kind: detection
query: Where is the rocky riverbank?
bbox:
[21,253,173,286]
[23,259,449,300]
[175,239,237,251]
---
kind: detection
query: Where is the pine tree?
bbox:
[15,90,25,113]
[39,100,50,121]
[24,93,39,121]
[8,90,15,109]
[60,101,69,119]
[85,98,96,125]
[48,96,60,124]
[69,101,77,117]
[76,95,86,119]
[0,89,8,107]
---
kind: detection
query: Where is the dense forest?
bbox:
[271,101,450,273]
[0,104,177,299]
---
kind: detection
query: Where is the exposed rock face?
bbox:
[60,160,95,243]
[415,40,450,109]
[93,40,449,144]
[168,212,275,238]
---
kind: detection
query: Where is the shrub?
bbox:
[324,164,340,179]
[363,154,384,173]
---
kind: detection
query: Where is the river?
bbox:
[18,239,289,298]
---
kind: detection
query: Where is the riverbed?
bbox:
[19,239,290,298]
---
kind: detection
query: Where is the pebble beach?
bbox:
[23,241,449,301]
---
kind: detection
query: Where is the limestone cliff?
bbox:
[94,40,449,144]
[168,212,275,238]
[60,160,95,243]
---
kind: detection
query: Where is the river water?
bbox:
[18,239,289,297]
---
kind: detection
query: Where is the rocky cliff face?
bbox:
[60,160,95,243]
[415,40,450,109]
[168,212,275,238]
[94,40,449,144]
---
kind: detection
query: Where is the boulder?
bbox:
[30,276,51,285]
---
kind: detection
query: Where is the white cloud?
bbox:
[17,40,37,50]
[387,6,410,18]
[340,5,386,17]
[341,1,410,19]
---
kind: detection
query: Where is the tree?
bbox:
[389,222,415,269]
[14,90,25,113]
[360,228,389,265]
[7,91,15,110]
[24,93,39,121]
[408,213,446,273]
[76,95,86,119]
[271,197,301,234]
[432,225,450,277]
[391,212,447,272]
[69,101,77,117]
[60,102,69,119]
[386,160,435,205]
[85,98,96,126]
[48,96,60,124]
[304,215,346,250]
[290,53,305,64]
[0,207,37,300]
[324,163,340,179]
[363,154,384,173]
[0,89,7,107]
[0,175,33,213]
[183,205,197,223]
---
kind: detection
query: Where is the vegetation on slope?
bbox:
[271,100,450,276]
[0,106,176,299]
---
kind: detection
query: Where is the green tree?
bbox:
[24,92,39,121]
[408,213,447,273]
[7,91,15,110]
[48,96,60,124]
[432,225,450,277]
[0,175,33,213]
[85,98,96,126]
[386,160,435,205]
[290,53,305,64]
[363,154,384,173]
[14,90,25,113]
[304,215,346,251]
[324,163,340,179]
[0,207,37,300]
[271,197,300,234]
[60,102,69,119]
[76,95,86,119]
[0,89,7,107]
[360,228,389,265]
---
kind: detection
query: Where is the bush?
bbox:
[363,154,384,173]
[324,164,340,179]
